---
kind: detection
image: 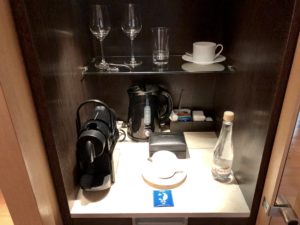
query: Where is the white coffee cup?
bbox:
[192,42,223,63]
[151,150,178,179]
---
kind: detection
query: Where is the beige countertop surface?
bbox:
[71,132,250,218]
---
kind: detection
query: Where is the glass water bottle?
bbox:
[211,111,234,182]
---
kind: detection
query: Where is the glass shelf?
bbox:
[82,55,234,76]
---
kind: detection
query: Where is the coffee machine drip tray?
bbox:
[82,175,112,192]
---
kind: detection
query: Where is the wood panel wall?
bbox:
[269,112,300,225]
[10,0,91,224]
[214,1,300,225]
[256,33,300,225]
[0,0,63,224]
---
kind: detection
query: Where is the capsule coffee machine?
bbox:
[76,99,119,191]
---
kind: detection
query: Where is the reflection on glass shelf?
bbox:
[82,55,234,76]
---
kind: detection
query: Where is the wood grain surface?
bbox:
[215,4,300,224]
[276,120,300,210]
[256,33,300,225]
[0,0,62,224]
[10,0,90,224]
[269,112,300,225]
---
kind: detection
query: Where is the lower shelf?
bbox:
[70,132,249,219]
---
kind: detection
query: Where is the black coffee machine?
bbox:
[76,99,119,191]
[127,84,173,141]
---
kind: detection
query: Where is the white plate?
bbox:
[181,63,225,72]
[182,54,226,65]
[142,159,187,189]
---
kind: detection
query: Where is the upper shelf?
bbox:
[82,55,234,76]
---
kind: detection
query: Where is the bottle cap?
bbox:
[223,111,234,122]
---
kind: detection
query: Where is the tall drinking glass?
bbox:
[121,3,142,68]
[90,5,111,70]
[152,27,169,65]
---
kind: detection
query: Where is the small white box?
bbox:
[192,110,206,121]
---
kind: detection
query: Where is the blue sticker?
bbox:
[153,190,174,207]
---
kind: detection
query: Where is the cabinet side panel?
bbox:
[10,0,92,224]
[215,0,299,222]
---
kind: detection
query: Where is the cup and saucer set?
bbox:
[181,41,226,72]
[142,150,187,189]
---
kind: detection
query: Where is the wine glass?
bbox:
[90,4,111,70]
[121,3,142,68]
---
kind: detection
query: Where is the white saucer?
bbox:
[142,160,187,189]
[181,63,225,72]
[182,54,226,65]
[142,151,187,189]
[150,151,178,179]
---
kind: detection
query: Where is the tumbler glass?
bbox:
[152,27,169,65]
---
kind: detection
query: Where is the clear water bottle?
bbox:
[211,111,234,182]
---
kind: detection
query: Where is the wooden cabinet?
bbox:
[72,218,132,225]
[8,0,300,224]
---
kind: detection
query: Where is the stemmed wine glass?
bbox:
[121,3,142,68]
[90,4,111,70]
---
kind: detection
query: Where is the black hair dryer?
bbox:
[76,99,119,191]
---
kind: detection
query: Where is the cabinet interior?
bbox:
[11,0,298,224]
